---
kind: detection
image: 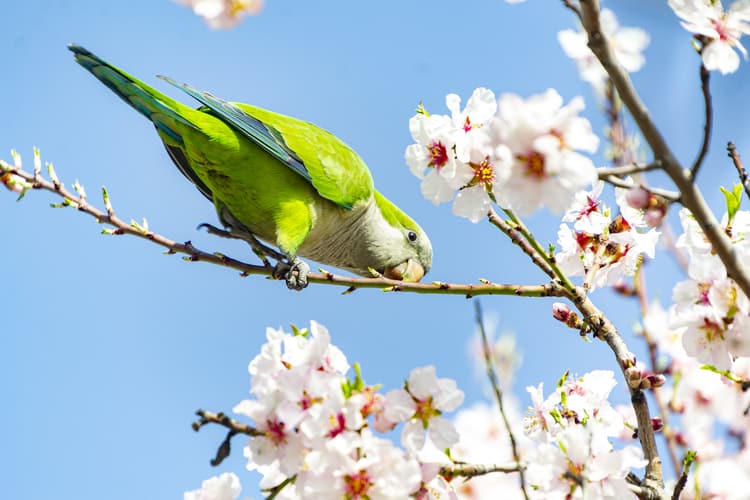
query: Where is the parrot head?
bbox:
[372,192,432,283]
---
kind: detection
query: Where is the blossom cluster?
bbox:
[221,322,464,499]
[185,321,664,500]
[521,371,647,499]
[669,0,750,74]
[638,301,750,498]
[554,181,660,291]
[668,208,750,371]
[405,88,599,222]
[175,0,263,29]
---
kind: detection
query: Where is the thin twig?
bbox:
[728,142,750,200]
[598,173,680,203]
[578,0,750,303]
[475,301,529,500]
[672,450,696,500]
[596,162,661,178]
[192,409,259,436]
[441,461,525,478]
[690,64,712,178]
[500,208,577,291]
[487,207,555,279]
[192,410,260,467]
[0,161,569,298]
[265,476,295,500]
[560,0,582,19]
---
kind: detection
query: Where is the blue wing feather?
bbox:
[157,75,312,183]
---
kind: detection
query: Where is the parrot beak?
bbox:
[384,259,425,282]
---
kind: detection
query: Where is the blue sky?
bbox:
[4,1,750,498]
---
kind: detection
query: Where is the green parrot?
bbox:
[68,45,432,289]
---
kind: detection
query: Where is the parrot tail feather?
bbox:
[68,44,194,144]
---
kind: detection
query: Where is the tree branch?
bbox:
[0,159,570,298]
[475,301,529,500]
[578,0,750,345]
[487,207,556,279]
[441,461,525,478]
[690,63,712,178]
[728,142,750,200]
[596,162,661,178]
[566,285,665,496]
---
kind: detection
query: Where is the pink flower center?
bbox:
[344,470,373,498]
[265,419,287,446]
[519,151,546,179]
[711,17,731,42]
[298,391,323,410]
[428,141,449,169]
[327,412,347,439]
[578,196,601,219]
[463,116,473,132]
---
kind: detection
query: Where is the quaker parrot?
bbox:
[68,45,432,289]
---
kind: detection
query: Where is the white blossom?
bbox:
[175,0,263,29]
[668,0,750,74]
[558,9,650,92]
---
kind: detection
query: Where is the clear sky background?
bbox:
[3,1,750,499]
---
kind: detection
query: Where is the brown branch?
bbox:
[578,0,750,359]
[560,0,582,19]
[728,142,750,200]
[475,301,529,500]
[0,161,569,298]
[441,461,525,478]
[690,64,712,178]
[192,409,260,467]
[566,285,665,496]
[633,269,682,479]
[487,207,556,279]
[597,172,680,203]
[192,409,259,436]
[596,162,661,178]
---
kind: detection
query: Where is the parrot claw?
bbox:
[199,221,286,263]
[274,257,310,291]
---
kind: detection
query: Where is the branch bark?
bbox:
[579,0,750,336]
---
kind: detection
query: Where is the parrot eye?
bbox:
[407,231,418,242]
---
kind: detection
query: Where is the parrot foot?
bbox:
[198,222,285,265]
[274,257,310,291]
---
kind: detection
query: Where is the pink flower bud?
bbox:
[644,207,665,227]
[625,187,650,209]
[644,373,666,389]
[552,302,571,322]
[651,417,664,433]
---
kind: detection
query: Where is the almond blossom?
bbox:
[558,8,650,93]
[175,0,263,29]
[405,89,508,218]
[490,89,599,216]
[384,365,465,452]
[525,422,646,499]
[405,88,599,221]
[670,208,750,370]
[555,182,659,291]
[668,0,750,74]
[183,473,242,500]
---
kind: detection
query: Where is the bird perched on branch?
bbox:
[69,45,432,289]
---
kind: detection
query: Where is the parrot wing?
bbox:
[159,76,374,210]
